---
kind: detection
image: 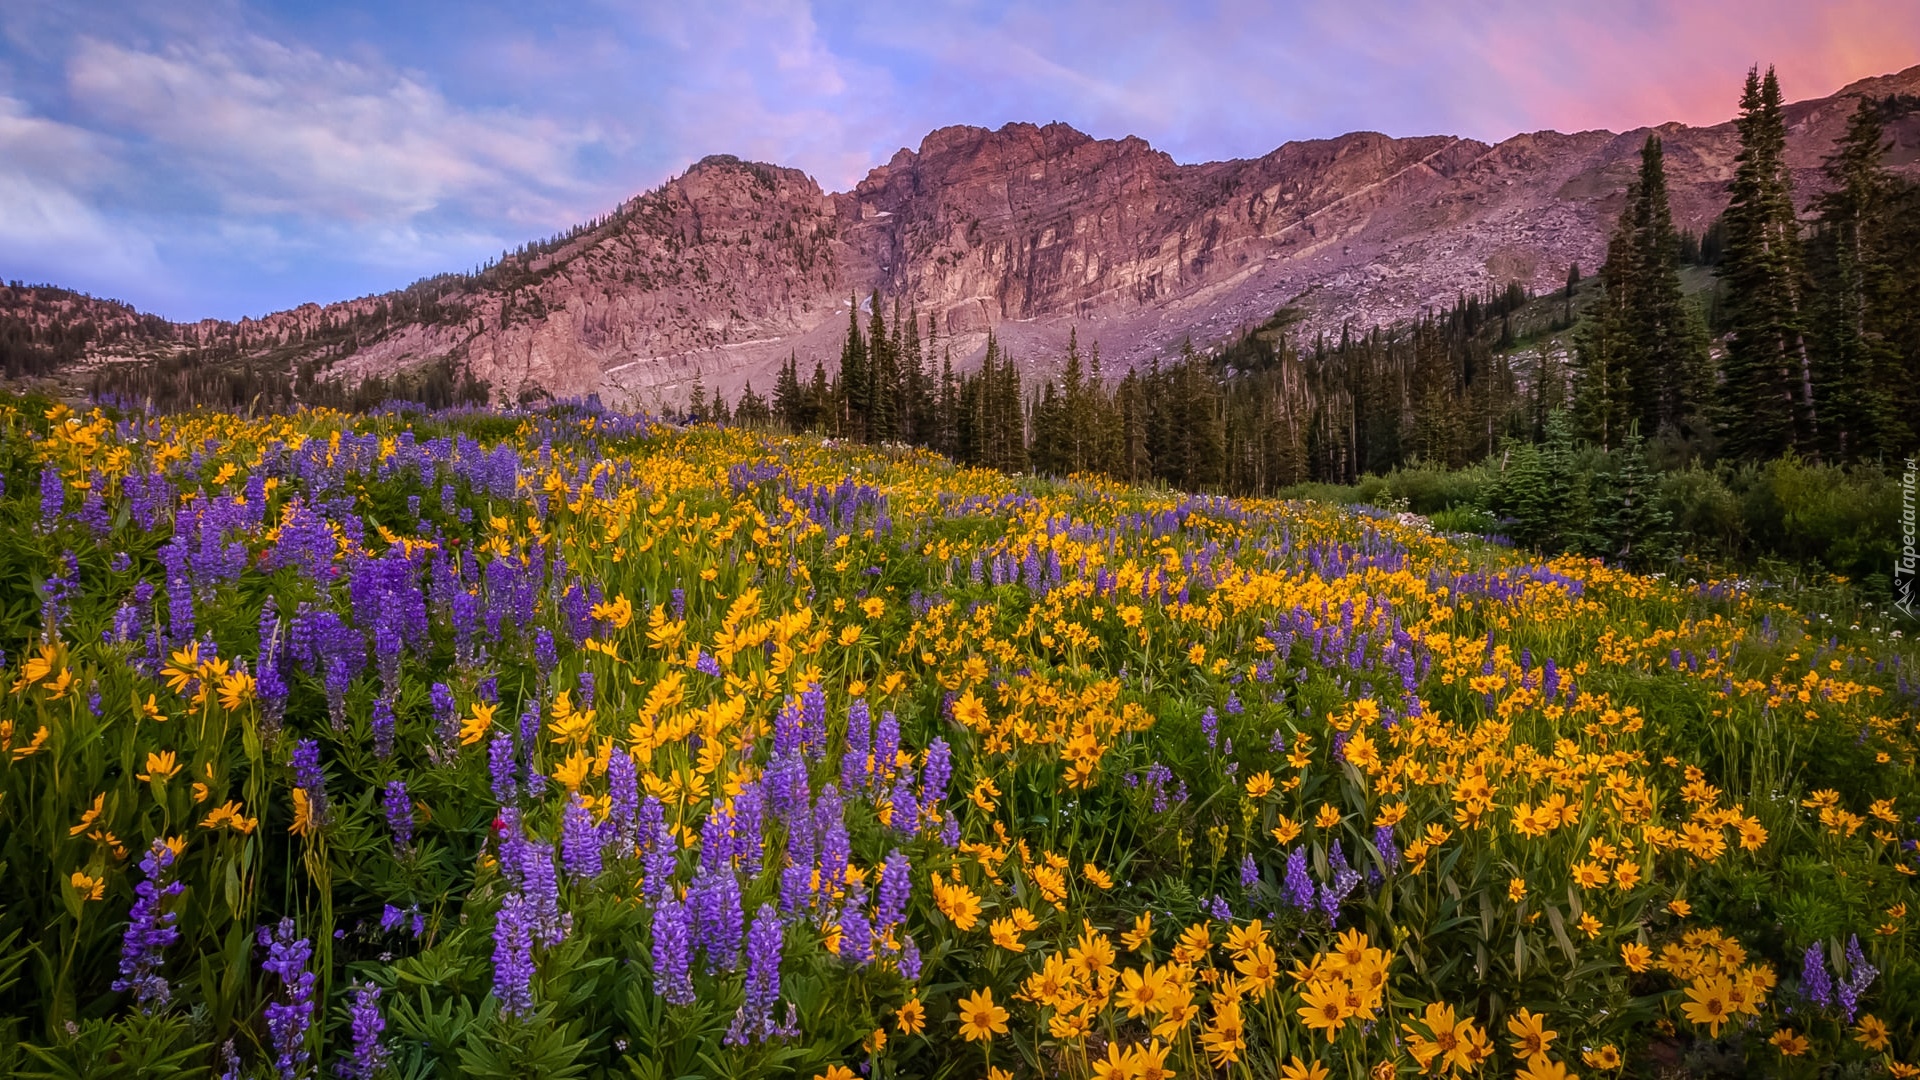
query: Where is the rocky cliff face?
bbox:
[16,65,1920,405]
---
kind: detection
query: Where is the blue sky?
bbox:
[3,1,1916,322]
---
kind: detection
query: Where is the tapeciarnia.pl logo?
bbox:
[1898,456,1916,619]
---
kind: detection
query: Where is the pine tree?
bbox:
[1594,424,1671,569]
[1626,135,1711,436]
[773,353,803,431]
[839,296,868,439]
[1718,66,1816,460]
[866,292,894,443]
[1808,97,1899,461]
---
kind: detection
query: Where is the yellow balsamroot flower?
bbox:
[1298,979,1352,1042]
[590,593,633,629]
[1570,860,1609,889]
[69,871,106,901]
[1117,962,1171,1018]
[1576,913,1603,939]
[1509,878,1528,902]
[163,643,202,695]
[460,702,498,746]
[1507,1008,1556,1061]
[138,751,181,783]
[1244,771,1275,800]
[1681,975,1735,1036]
[1270,816,1303,845]
[1279,1057,1330,1080]
[1855,1014,1890,1051]
[1200,997,1246,1067]
[1121,911,1154,954]
[1133,1039,1174,1080]
[894,998,925,1035]
[956,987,1007,1042]
[1404,1000,1489,1074]
[289,789,315,836]
[812,1067,855,1080]
[1010,907,1040,932]
[1583,1044,1625,1068]
[217,670,256,711]
[1083,862,1114,890]
[140,694,168,722]
[931,876,982,931]
[1314,803,1342,829]
[988,917,1025,953]
[951,689,987,728]
[1668,899,1693,918]
[1515,1058,1577,1080]
[1069,924,1117,977]
[201,800,259,834]
[1758,1014,1804,1053]
[1621,942,1653,971]
[70,793,106,836]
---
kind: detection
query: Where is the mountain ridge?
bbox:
[7,63,1920,407]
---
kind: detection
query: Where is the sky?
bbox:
[3,1,1917,322]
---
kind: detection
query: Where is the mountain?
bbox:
[8,64,1920,407]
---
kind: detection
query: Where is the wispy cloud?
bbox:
[0,0,1914,319]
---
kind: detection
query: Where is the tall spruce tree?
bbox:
[839,296,868,439]
[1626,136,1711,436]
[1808,97,1900,461]
[1717,66,1816,460]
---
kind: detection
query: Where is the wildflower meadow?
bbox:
[0,394,1915,1079]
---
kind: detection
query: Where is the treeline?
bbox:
[709,68,1915,498]
[709,280,1554,497]
[90,354,488,415]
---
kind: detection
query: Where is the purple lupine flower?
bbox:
[533,628,557,676]
[291,739,328,828]
[112,838,184,1011]
[639,799,676,902]
[517,700,546,799]
[39,466,64,527]
[1200,707,1219,752]
[258,919,315,1079]
[726,903,785,1045]
[337,981,388,1080]
[920,737,951,833]
[219,1041,242,1080]
[606,748,639,849]
[1225,693,1243,715]
[383,780,414,851]
[695,648,722,678]
[732,782,765,876]
[492,892,537,1018]
[562,794,604,881]
[699,807,736,876]
[1239,853,1259,890]
[1317,841,1361,923]
[370,699,396,761]
[1268,729,1288,753]
[689,864,744,972]
[652,896,696,1005]
[875,850,911,932]
[1802,942,1833,1009]
[1282,848,1315,911]
[899,936,923,981]
[815,785,849,894]
[488,733,518,805]
[430,681,458,756]
[800,683,828,760]
[1208,894,1234,921]
[1374,825,1401,873]
[669,588,686,620]
[838,901,873,967]
[380,904,423,938]
[872,712,900,789]
[1838,935,1877,1022]
[841,699,872,793]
